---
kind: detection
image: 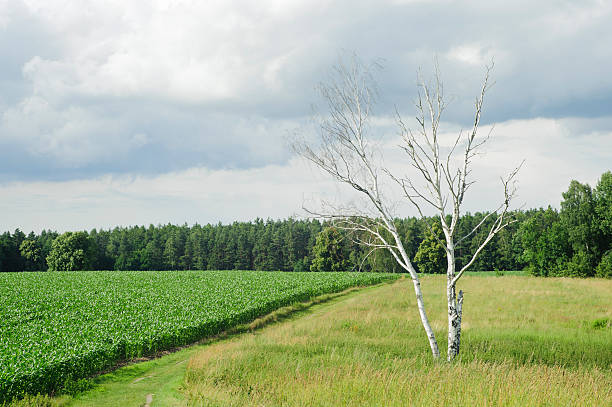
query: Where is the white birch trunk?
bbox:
[392,229,441,359]
[445,235,462,361]
[294,57,516,362]
[447,286,463,361]
[412,276,440,359]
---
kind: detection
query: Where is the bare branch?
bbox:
[294,55,520,362]
[451,161,523,285]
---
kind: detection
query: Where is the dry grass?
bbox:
[184,275,612,406]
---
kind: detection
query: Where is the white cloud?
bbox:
[447,43,493,67]
[465,117,612,211]
[1,116,610,233]
[0,157,334,232]
[16,0,331,103]
[533,0,612,38]
[0,0,611,233]
[0,0,10,28]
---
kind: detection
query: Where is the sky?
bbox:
[0,0,611,233]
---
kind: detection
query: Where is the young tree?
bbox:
[293,56,520,361]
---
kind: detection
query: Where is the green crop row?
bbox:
[0,270,397,402]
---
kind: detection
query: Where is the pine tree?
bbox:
[414,222,446,274]
[310,227,350,272]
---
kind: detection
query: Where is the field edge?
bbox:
[7,278,399,407]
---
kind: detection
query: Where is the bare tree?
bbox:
[293,56,521,361]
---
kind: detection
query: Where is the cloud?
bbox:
[0,1,611,231]
[0,157,336,232]
[467,117,611,210]
[447,43,495,67]
[1,96,132,166]
[15,0,330,104]
[0,96,300,180]
[1,116,609,233]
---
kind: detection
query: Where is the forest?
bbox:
[1,171,610,278]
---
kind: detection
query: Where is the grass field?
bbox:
[4,274,612,406]
[181,275,611,406]
[0,270,396,403]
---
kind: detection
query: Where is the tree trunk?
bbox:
[393,229,441,360]
[411,277,441,359]
[447,286,463,361]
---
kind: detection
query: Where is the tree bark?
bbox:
[393,228,441,359]
[447,287,463,361]
[411,277,440,359]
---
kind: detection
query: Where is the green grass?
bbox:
[0,270,396,403]
[5,274,612,406]
[182,275,611,406]
[462,269,528,277]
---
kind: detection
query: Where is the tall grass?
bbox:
[184,275,612,406]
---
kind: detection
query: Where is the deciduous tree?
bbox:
[19,238,43,271]
[47,232,94,271]
[293,56,520,360]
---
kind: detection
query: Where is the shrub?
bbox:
[564,251,594,277]
[595,250,612,278]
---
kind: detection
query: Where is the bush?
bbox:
[590,317,611,329]
[595,250,612,278]
[564,251,594,277]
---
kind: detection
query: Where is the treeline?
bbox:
[0,214,525,274]
[518,171,611,278]
[1,171,610,277]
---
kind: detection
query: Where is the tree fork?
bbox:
[294,55,519,361]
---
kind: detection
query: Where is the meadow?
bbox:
[0,270,397,403]
[182,275,611,406]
